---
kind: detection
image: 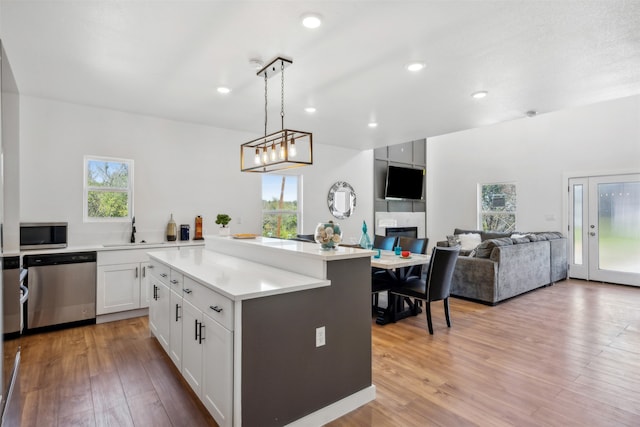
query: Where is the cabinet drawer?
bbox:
[183,277,233,331]
[149,259,170,285]
[169,269,183,291]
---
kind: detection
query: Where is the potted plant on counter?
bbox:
[216,214,232,236]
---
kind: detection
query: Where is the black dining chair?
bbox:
[389,246,460,334]
[396,236,429,280]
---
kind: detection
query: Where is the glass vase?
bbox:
[314,221,342,250]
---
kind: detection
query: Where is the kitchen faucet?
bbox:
[131,216,136,243]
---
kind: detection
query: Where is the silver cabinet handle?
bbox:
[135,267,139,278]
[160,273,168,278]
[170,279,179,284]
[142,266,146,278]
[209,305,223,313]
[148,264,154,269]
[183,289,192,294]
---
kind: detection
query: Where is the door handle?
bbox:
[175,303,181,321]
[590,232,596,236]
[142,266,146,278]
[199,323,205,344]
[135,267,139,278]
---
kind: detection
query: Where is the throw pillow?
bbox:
[457,233,481,251]
[474,237,514,258]
[446,235,461,247]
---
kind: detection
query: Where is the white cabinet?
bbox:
[181,298,204,395]
[149,275,170,353]
[96,263,141,314]
[97,249,166,316]
[150,263,233,427]
[201,311,233,426]
[168,288,183,369]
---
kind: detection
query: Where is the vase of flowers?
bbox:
[314,221,342,250]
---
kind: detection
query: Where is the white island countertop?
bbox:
[208,235,374,260]
[147,248,331,301]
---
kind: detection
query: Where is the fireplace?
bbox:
[385,227,418,238]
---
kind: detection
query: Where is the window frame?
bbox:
[83,155,134,223]
[261,174,302,239]
[478,182,517,232]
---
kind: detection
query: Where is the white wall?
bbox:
[19,96,373,246]
[427,94,640,247]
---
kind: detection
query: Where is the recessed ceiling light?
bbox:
[471,90,488,99]
[406,62,425,72]
[526,110,537,117]
[305,107,316,113]
[217,87,231,94]
[301,13,322,29]
[368,122,378,128]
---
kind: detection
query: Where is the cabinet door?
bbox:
[168,288,183,369]
[140,261,151,308]
[97,263,141,315]
[202,313,233,427]
[149,278,171,353]
[182,299,204,396]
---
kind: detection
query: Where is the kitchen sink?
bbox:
[102,242,167,248]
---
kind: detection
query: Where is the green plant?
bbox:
[215,214,231,227]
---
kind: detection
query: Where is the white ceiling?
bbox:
[2,1,640,151]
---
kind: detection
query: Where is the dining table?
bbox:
[371,250,431,325]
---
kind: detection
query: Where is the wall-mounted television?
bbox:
[384,165,424,200]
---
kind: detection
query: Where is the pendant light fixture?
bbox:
[240,56,313,173]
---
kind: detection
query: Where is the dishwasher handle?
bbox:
[20,285,29,304]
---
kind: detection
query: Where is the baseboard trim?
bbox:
[284,385,376,427]
[96,308,148,324]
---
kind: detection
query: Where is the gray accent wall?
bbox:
[241,257,371,426]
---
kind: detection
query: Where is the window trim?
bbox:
[83,155,134,223]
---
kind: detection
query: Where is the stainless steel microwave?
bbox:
[19,222,68,250]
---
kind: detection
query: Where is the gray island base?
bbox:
[147,236,375,426]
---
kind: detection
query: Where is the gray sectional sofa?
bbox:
[437,229,568,305]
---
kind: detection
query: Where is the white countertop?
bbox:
[207,235,374,261]
[147,248,331,301]
[19,240,204,256]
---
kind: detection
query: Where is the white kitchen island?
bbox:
[147,236,375,427]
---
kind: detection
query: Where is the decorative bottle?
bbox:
[166,214,177,241]
[359,220,372,249]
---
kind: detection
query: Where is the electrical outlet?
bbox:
[316,326,326,347]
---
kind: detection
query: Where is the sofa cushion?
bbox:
[511,237,530,244]
[482,231,512,240]
[457,233,482,251]
[474,237,513,258]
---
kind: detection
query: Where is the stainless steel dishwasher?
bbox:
[23,251,97,332]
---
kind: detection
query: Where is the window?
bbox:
[262,175,300,238]
[84,156,133,221]
[479,183,516,232]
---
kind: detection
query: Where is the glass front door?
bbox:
[569,174,640,286]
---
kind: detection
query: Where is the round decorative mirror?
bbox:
[328,181,356,219]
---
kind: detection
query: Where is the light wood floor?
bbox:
[9,279,640,426]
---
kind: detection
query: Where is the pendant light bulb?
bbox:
[254,148,261,165]
[289,140,297,157]
[262,146,268,163]
[279,141,286,159]
[270,143,277,161]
